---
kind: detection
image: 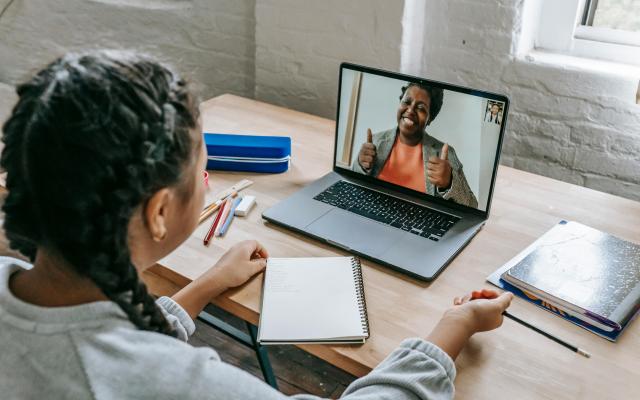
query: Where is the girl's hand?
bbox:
[171,240,268,319]
[212,240,269,289]
[427,289,513,360]
[446,289,513,333]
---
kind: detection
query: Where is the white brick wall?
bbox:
[1,0,638,201]
[415,0,640,201]
[0,0,256,100]
[252,0,639,200]
[0,82,16,128]
[254,0,404,118]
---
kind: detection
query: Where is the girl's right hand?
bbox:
[171,240,269,319]
[211,240,269,290]
[426,289,513,360]
[445,289,514,333]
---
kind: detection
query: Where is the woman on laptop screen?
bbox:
[352,82,478,208]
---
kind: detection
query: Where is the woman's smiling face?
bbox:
[397,85,431,140]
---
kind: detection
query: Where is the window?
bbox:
[535,0,640,67]
[582,0,640,32]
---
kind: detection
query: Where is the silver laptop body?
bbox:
[263,63,509,281]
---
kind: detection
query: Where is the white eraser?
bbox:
[234,195,256,216]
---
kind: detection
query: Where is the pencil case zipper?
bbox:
[207,155,291,164]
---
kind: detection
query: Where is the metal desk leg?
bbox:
[246,321,278,389]
[197,311,278,390]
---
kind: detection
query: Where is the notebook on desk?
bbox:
[488,220,640,341]
[257,257,370,344]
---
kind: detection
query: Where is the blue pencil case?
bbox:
[204,133,291,173]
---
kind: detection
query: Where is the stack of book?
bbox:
[488,221,640,341]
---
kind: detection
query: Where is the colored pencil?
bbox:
[199,192,237,224]
[203,200,227,246]
[200,200,223,224]
[199,179,253,224]
[214,198,232,237]
[218,197,242,236]
[503,311,591,358]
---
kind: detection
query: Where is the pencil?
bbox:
[218,197,242,236]
[198,179,253,224]
[214,198,232,237]
[203,200,227,246]
[202,190,236,214]
[503,311,591,358]
[199,192,237,224]
[200,199,223,225]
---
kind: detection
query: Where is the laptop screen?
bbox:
[334,64,508,213]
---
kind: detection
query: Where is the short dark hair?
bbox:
[399,83,444,125]
[1,50,199,336]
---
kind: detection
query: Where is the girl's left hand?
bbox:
[211,240,269,289]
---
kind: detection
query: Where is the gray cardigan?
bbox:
[0,258,457,399]
[352,128,478,208]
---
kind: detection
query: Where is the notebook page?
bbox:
[259,257,365,341]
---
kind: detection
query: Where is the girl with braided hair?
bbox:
[0,51,513,399]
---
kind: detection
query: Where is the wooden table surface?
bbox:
[144,94,640,400]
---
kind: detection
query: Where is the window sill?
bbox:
[523,50,640,80]
[572,29,640,68]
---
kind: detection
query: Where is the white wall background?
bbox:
[351,73,404,150]
[429,91,484,207]
[335,69,356,164]
[255,0,640,202]
[415,0,640,201]
[0,0,638,201]
[254,0,404,118]
[0,0,256,101]
[479,116,501,209]
[336,70,407,169]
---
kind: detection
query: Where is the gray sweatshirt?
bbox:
[0,257,456,399]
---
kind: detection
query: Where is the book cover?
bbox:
[487,220,640,342]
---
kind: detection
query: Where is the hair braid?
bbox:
[1,50,199,336]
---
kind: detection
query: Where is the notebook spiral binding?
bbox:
[351,257,370,337]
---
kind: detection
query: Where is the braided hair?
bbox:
[1,50,199,336]
[399,82,444,125]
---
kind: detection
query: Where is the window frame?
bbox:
[535,0,640,67]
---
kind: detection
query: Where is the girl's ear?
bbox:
[144,188,173,242]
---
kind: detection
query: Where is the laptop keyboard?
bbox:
[313,181,460,241]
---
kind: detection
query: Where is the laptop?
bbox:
[262,63,509,281]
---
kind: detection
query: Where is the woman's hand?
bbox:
[210,240,269,289]
[358,129,377,171]
[171,240,269,319]
[426,289,513,360]
[427,143,452,189]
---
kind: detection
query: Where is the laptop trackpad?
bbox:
[306,209,399,257]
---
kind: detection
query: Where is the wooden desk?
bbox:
[144,94,640,400]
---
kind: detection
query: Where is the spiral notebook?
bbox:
[257,257,370,344]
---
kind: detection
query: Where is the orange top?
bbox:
[378,137,426,193]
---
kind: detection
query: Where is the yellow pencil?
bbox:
[199,192,237,224]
